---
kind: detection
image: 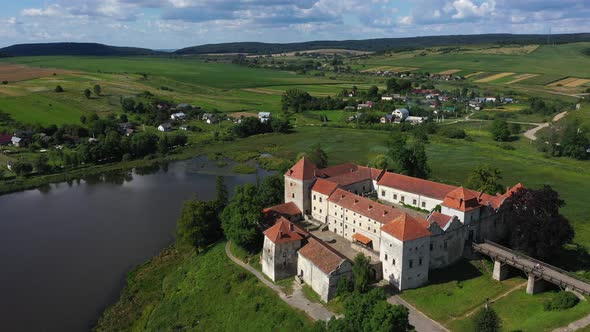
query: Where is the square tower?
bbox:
[284,157,317,215]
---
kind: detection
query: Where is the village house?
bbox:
[392,108,409,121]
[11,136,24,147]
[261,158,520,295]
[170,112,186,120]
[157,123,172,132]
[380,114,394,123]
[202,113,217,124]
[258,112,272,123]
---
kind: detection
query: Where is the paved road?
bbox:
[474,241,590,295]
[388,295,449,332]
[224,242,335,321]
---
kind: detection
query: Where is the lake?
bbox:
[0,157,272,332]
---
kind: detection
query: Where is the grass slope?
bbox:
[96,242,313,331]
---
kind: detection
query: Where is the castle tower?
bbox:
[262,217,308,281]
[284,157,317,215]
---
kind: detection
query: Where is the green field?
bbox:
[96,242,313,331]
[362,43,590,78]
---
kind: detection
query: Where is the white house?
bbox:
[171,112,186,120]
[258,112,272,123]
[392,108,409,121]
[158,123,172,132]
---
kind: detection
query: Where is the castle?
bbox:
[261,158,522,301]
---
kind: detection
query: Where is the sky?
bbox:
[0,0,589,49]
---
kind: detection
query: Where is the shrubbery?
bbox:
[439,127,467,139]
[544,292,579,311]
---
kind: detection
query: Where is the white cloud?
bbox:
[451,0,496,19]
[22,4,65,17]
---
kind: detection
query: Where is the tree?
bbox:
[561,124,589,160]
[12,161,33,176]
[157,134,169,154]
[257,174,284,208]
[80,115,87,124]
[281,88,312,112]
[473,306,501,332]
[221,184,263,251]
[466,164,504,195]
[176,199,220,253]
[367,85,379,98]
[491,119,510,142]
[93,84,102,96]
[55,85,64,93]
[385,78,400,92]
[121,98,136,113]
[508,123,521,135]
[368,154,388,170]
[308,143,328,168]
[352,253,371,293]
[33,154,51,174]
[215,175,228,210]
[503,185,574,260]
[84,88,91,99]
[387,133,430,179]
[366,301,411,332]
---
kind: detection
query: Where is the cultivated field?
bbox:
[0,63,72,82]
[475,72,514,83]
[505,73,539,84]
[549,77,590,87]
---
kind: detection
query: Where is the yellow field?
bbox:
[465,71,485,78]
[548,77,579,87]
[475,72,515,83]
[505,74,539,85]
[564,78,590,87]
[464,45,539,55]
[438,69,461,75]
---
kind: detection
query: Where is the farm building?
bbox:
[170,112,186,120]
[392,108,409,121]
[258,112,272,123]
[11,136,24,147]
[157,123,172,132]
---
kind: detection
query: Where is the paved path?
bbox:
[388,295,449,332]
[523,111,568,140]
[553,313,590,332]
[224,242,335,321]
[473,241,590,295]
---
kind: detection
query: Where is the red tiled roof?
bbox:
[263,217,308,244]
[311,178,339,196]
[478,193,505,210]
[263,202,302,216]
[316,163,358,177]
[352,233,372,245]
[377,172,457,200]
[328,188,401,224]
[442,187,481,212]
[381,213,431,241]
[298,236,348,274]
[504,183,525,198]
[284,157,317,180]
[427,212,453,229]
[324,168,373,186]
[359,166,386,181]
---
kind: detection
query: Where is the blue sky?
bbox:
[0,0,589,49]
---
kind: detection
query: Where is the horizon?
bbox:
[1,1,590,49]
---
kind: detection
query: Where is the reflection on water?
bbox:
[0,156,272,332]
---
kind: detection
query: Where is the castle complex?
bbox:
[262,158,522,301]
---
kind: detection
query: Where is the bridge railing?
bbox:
[476,240,590,286]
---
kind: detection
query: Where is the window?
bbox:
[401,196,405,202]
[419,257,423,265]
[385,254,388,260]
[444,241,448,249]
[413,199,417,205]
[381,190,385,196]
[393,194,397,200]
[368,227,371,231]
[374,229,376,233]
[340,223,342,226]
[313,195,316,200]
[314,206,316,211]
[422,202,426,208]
[291,193,295,198]
[392,258,396,265]
[320,209,322,213]
[359,223,362,227]
[409,260,413,268]
[319,197,322,202]
[345,225,348,229]
[283,251,287,257]
[430,243,433,251]
[353,228,355,232]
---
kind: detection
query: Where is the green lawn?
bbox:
[96,242,313,331]
[400,260,525,324]
[448,291,590,332]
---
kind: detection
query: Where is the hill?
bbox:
[0,42,159,57]
[175,33,590,55]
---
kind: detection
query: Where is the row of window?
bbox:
[380,190,427,208]
[383,254,423,268]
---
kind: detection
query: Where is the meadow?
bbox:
[96,242,314,331]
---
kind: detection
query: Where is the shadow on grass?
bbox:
[427,259,484,285]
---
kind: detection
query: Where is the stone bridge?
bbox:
[473,240,590,296]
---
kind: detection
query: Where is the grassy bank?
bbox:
[96,242,313,331]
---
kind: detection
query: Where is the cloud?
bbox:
[451,0,496,19]
[22,4,65,17]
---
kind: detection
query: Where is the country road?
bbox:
[523,111,568,141]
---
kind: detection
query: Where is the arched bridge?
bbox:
[473,240,590,295]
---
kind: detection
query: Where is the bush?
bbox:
[473,306,501,332]
[544,292,579,311]
[2,81,8,85]
[55,85,64,93]
[439,127,467,139]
